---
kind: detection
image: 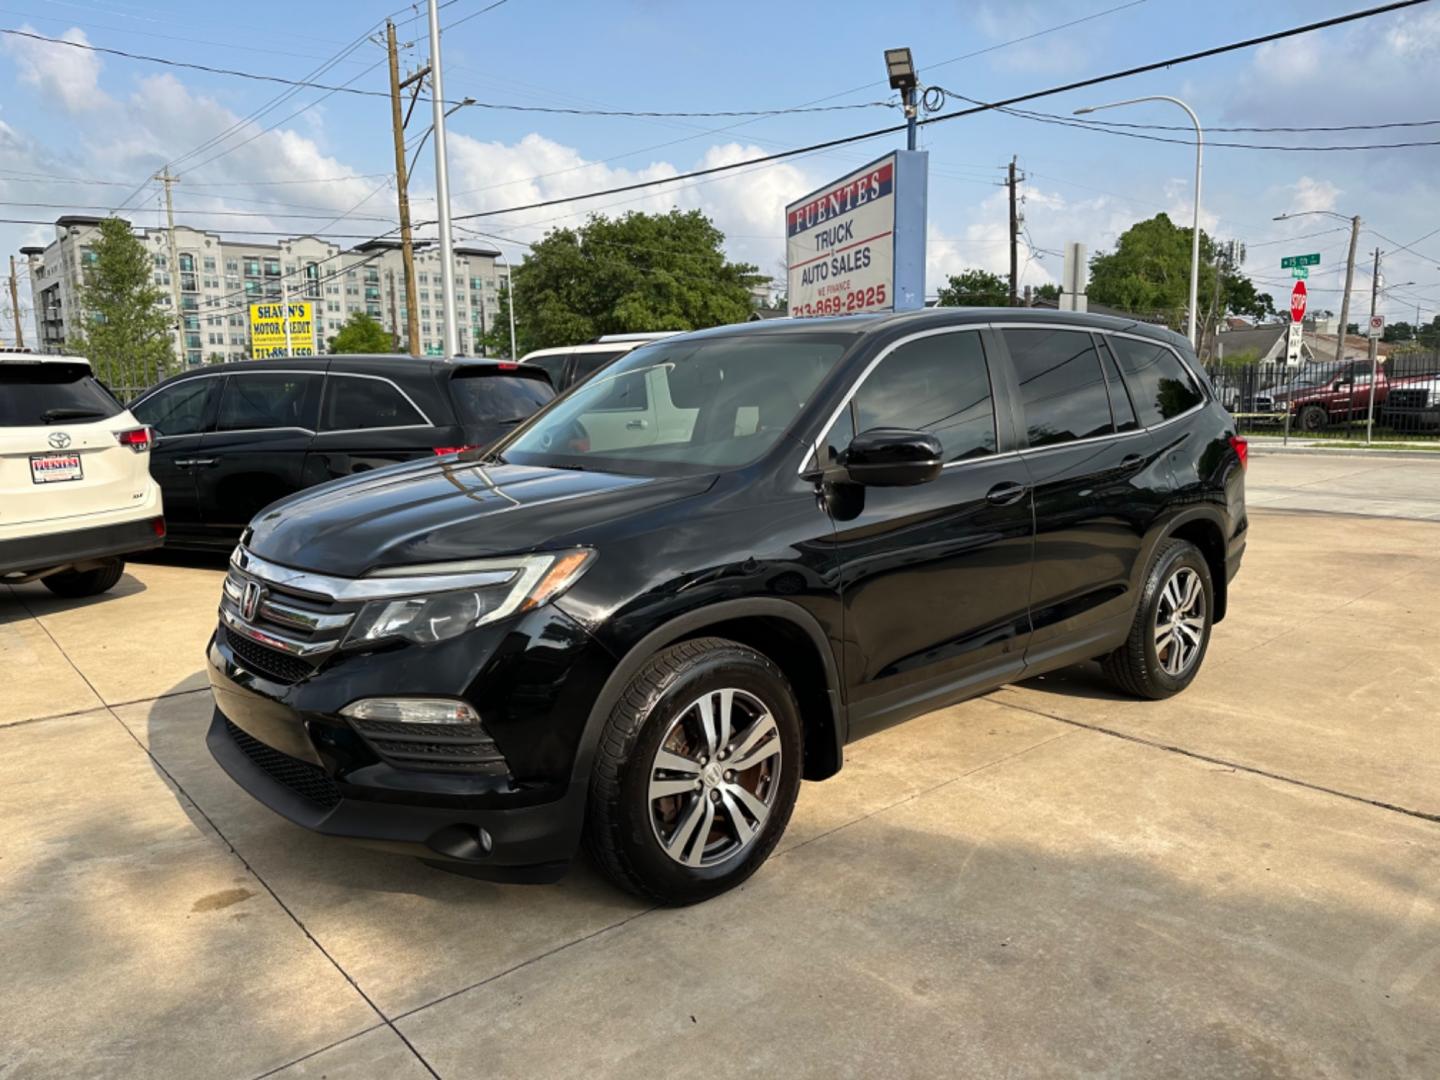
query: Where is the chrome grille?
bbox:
[218,548,361,676]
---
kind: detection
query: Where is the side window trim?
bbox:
[215,370,323,435]
[799,325,995,474]
[1093,332,1140,433]
[987,323,1208,444]
[317,371,434,433]
[1106,329,1210,429]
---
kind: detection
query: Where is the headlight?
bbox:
[343,548,594,647]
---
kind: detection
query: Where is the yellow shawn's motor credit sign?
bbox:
[249,302,316,358]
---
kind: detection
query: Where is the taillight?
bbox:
[116,426,152,453]
[1228,434,1248,471]
[151,517,167,538]
[497,362,519,371]
[433,445,478,456]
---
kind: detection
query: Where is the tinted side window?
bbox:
[852,331,996,462]
[1108,336,1205,425]
[525,354,570,389]
[217,373,320,432]
[1096,337,1139,433]
[571,350,628,386]
[321,375,425,431]
[584,368,649,411]
[1003,328,1113,447]
[133,378,217,436]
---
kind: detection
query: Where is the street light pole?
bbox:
[1366,247,1381,445]
[1077,96,1202,349]
[426,0,459,357]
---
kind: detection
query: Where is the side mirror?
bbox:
[1332,379,1351,391]
[842,427,943,487]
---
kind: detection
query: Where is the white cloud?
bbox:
[2,25,109,112]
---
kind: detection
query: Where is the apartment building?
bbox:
[20,215,511,363]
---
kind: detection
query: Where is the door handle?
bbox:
[625,419,648,429]
[985,481,1029,506]
[190,457,219,468]
[1120,453,1145,471]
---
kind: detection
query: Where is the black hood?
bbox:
[246,456,716,577]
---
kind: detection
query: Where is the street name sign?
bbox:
[1291,266,1309,280]
[1280,253,1321,269]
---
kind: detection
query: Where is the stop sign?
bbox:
[1290,280,1308,323]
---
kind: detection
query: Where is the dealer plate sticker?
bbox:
[30,453,83,483]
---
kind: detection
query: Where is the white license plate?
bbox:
[30,453,84,483]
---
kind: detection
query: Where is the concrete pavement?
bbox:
[2,452,1439,1078]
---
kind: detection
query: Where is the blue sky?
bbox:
[3,0,1438,342]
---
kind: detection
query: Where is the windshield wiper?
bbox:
[43,407,107,422]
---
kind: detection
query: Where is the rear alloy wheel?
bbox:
[42,559,125,598]
[1297,405,1328,432]
[585,637,802,905]
[1103,539,1213,700]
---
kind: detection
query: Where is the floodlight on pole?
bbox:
[884,47,919,151]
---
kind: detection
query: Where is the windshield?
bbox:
[497,333,853,475]
[0,361,123,426]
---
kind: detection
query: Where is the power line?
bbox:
[441,1,1436,224]
[0,26,892,117]
[0,200,396,223]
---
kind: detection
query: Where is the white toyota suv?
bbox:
[0,352,165,597]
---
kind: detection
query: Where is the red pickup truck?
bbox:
[1261,360,1438,431]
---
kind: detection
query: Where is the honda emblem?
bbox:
[240,580,263,622]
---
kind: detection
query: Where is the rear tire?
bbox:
[1103,540,1213,700]
[42,559,125,598]
[585,637,802,906]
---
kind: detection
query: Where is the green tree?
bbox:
[936,268,1009,307]
[1382,321,1414,343]
[1033,282,1061,303]
[480,281,516,358]
[66,217,174,388]
[503,210,761,354]
[327,311,394,353]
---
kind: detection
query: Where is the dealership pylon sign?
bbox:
[785,150,928,318]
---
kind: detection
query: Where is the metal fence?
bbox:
[1204,351,1440,444]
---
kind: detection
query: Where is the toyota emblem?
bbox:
[240,580,264,622]
[48,431,72,449]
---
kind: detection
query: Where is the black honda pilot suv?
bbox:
[208,309,1247,904]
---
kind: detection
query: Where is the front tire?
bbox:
[42,559,125,598]
[1297,404,1328,432]
[1103,540,1213,700]
[585,637,802,905]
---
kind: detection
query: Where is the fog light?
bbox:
[339,698,480,725]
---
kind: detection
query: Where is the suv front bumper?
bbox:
[0,514,164,577]
[205,603,616,879]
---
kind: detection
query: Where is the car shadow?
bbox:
[0,571,148,624]
[1016,660,1132,703]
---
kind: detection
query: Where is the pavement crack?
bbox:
[11,592,444,1080]
[995,697,1440,826]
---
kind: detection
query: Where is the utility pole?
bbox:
[156,167,182,372]
[1335,214,1361,366]
[426,0,460,357]
[386,22,424,356]
[1007,157,1020,306]
[1365,247,1381,445]
[7,255,24,350]
[387,268,401,350]
[281,273,294,357]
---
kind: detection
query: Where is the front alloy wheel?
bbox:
[648,688,782,868]
[586,637,802,905]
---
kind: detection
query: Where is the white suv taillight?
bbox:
[115,426,151,453]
